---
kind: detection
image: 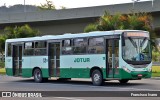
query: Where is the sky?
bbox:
[0,0,153,9]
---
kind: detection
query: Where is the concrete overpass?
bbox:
[0,0,160,35]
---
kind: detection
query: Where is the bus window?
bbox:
[62,40,72,55]
[73,38,87,54]
[24,42,34,56]
[7,43,11,56]
[88,37,104,54]
[63,40,71,47]
[35,41,47,55]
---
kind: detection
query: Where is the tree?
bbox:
[84,23,97,32]
[38,0,56,10]
[4,24,40,39]
[84,11,153,34]
[0,24,40,57]
[0,35,6,58]
[60,6,67,9]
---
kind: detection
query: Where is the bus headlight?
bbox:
[122,66,131,73]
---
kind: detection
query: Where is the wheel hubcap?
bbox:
[94,74,100,82]
[35,71,41,80]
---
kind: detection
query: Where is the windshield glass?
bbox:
[122,37,151,62]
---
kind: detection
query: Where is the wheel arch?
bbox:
[90,66,103,77]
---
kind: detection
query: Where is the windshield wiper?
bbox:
[128,37,137,48]
[140,38,147,47]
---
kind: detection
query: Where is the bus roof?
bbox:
[6,30,148,43]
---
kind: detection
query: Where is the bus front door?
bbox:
[106,39,119,78]
[48,43,60,77]
[12,44,23,76]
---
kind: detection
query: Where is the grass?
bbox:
[152,72,160,77]
[152,66,160,77]
[0,68,6,75]
[152,66,160,73]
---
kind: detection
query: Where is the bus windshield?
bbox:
[122,33,151,64]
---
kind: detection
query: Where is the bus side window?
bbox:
[35,41,47,55]
[62,39,72,55]
[88,37,104,54]
[7,43,11,57]
[24,42,34,56]
[73,38,87,54]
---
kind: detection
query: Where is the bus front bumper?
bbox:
[120,69,152,80]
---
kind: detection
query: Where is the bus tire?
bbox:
[119,79,129,84]
[91,69,104,86]
[33,68,43,83]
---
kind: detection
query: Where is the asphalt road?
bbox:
[0,75,160,100]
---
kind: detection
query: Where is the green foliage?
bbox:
[37,0,66,10]
[84,11,153,34]
[38,0,56,10]
[4,24,40,39]
[0,68,5,75]
[152,66,160,73]
[0,35,6,55]
[84,24,98,32]
[152,51,160,62]
[152,72,160,77]
[60,6,67,9]
[0,24,40,54]
[0,61,5,68]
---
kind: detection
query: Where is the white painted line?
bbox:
[117,87,160,91]
[54,97,84,100]
[88,86,160,91]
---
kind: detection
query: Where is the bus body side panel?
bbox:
[5,57,13,76]
[21,56,49,78]
[30,56,49,78]
[22,57,31,77]
[60,54,106,78]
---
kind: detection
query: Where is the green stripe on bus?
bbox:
[6,68,151,79]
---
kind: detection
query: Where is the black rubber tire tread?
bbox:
[91,69,104,86]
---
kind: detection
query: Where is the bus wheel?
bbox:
[119,79,129,84]
[33,68,43,83]
[91,69,103,86]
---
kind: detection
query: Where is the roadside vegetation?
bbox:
[37,0,66,10]
[0,68,5,75]
[0,61,5,75]
[152,66,160,77]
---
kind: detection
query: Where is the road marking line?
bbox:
[54,97,84,100]
[118,87,160,91]
[89,86,160,91]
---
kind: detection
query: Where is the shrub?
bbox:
[0,61,5,68]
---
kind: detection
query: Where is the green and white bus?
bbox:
[5,30,152,86]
